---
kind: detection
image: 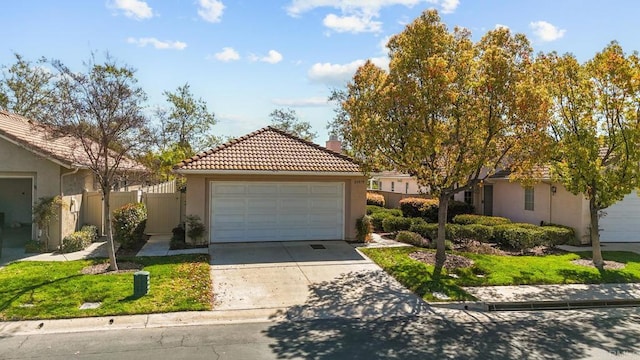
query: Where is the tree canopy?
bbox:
[544,43,640,268]
[269,108,317,141]
[340,10,551,271]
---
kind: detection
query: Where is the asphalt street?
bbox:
[2,308,640,360]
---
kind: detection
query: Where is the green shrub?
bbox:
[370,212,391,231]
[170,224,187,250]
[409,222,438,240]
[429,239,454,251]
[366,205,384,215]
[540,225,575,246]
[355,215,373,242]
[366,192,385,207]
[80,225,98,242]
[24,240,45,253]
[410,217,427,226]
[112,202,147,250]
[61,225,98,253]
[447,200,475,221]
[455,224,494,243]
[395,231,430,247]
[382,216,413,233]
[493,224,545,250]
[186,215,206,244]
[399,197,437,218]
[452,214,512,226]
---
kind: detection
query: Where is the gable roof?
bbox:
[0,110,146,171]
[174,126,362,174]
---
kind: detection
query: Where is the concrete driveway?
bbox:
[209,241,430,321]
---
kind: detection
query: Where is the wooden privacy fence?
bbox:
[83,186,185,235]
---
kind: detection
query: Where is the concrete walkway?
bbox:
[0,241,113,266]
[559,243,640,255]
[135,235,208,256]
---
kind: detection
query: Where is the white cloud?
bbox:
[323,13,382,33]
[308,56,389,86]
[439,0,459,14]
[198,0,225,23]
[211,47,240,62]
[126,37,187,50]
[108,0,154,20]
[272,97,330,107]
[529,20,566,42]
[250,50,283,64]
[494,24,509,30]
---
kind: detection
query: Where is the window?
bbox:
[391,181,395,192]
[405,182,409,194]
[464,190,473,205]
[524,187,534,211]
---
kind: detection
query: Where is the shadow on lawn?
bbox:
[264,270,640,360]
[0,274,83,313]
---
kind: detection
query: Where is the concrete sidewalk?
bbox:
[136,235,208,256]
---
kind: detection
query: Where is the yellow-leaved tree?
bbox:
[543,43,640,269]
[339,10,551,274]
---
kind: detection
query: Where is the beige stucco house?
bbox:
[0,110,145,250]
[174,127,367,243]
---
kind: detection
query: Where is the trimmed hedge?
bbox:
[61,225,98,253]
[541,225,575,246]
[370,208,403,231]
[356,215,373,242]
[455,224,494,243]
[493,224,544,250]
[382,216,413,233]
[395,231,430,248]
[113,202,147,250]
[452,214,512,226]
[366,192,385,207]
[399,198,474,222]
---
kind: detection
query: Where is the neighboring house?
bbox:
[368,171,431,208]
[0,110,145,249]
[454,168,640,244]
[174,126,367,243]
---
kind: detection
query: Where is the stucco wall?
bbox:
[0,138,62,247]
[185,173,367,242]
[60,169,94,242]
[378,177,426,194]
[490,180,589,244]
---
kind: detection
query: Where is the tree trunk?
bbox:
[434,193,449,277]
[103,188,119,271]
[589,196,604,270]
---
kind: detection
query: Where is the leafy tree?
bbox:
[32,196,65,251]
[158,83,216,153]
[327,89,351,151]
[543,43,640,269]
[44,54,151,271]
[0,53,57,121]
[269,108,317,141]
[340,10,550,273]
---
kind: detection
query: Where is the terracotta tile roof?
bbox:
[490,165,551,180]
[0,110,146,171]
[175,126,362,173]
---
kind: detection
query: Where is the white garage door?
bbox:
[209,181,344,243]
[600,191,640,242]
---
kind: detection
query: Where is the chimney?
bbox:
[326,135,342,153]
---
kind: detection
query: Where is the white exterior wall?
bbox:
[378,177,426,194]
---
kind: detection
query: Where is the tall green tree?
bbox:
[269,108,316,141]
[340,10,550,273]
[158,83,217,153]
[0,53,57,121]
[544,43,640,269]
[44,54,151,271]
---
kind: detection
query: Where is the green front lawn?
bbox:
[361,247,640,302]
[0,255,212,320]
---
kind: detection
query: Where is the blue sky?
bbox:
[2,0,639,150]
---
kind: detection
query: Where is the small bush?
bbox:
[409,222,438,240]
[382,216,413,233]
[186,215,206,244]
[429,239,454,251]
[366,205,384,215]
[170,224,187,250]
[493,224,545,250]
[355,215,373,242]
[61,226,98,253]
[452,214,512,226]
[540,225,575,246]
[25,240,45,253]
[447,200,475,221]
[112,202,147,250]
[399,197,437,219]
[80,225,98,242]
[366,192,385,207]
[455,224,494,243]
[395,231,430,248]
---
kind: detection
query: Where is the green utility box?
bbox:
[133,271,150,297]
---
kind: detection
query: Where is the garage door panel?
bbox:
[210,181,344,243]
[600,191,640,242]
